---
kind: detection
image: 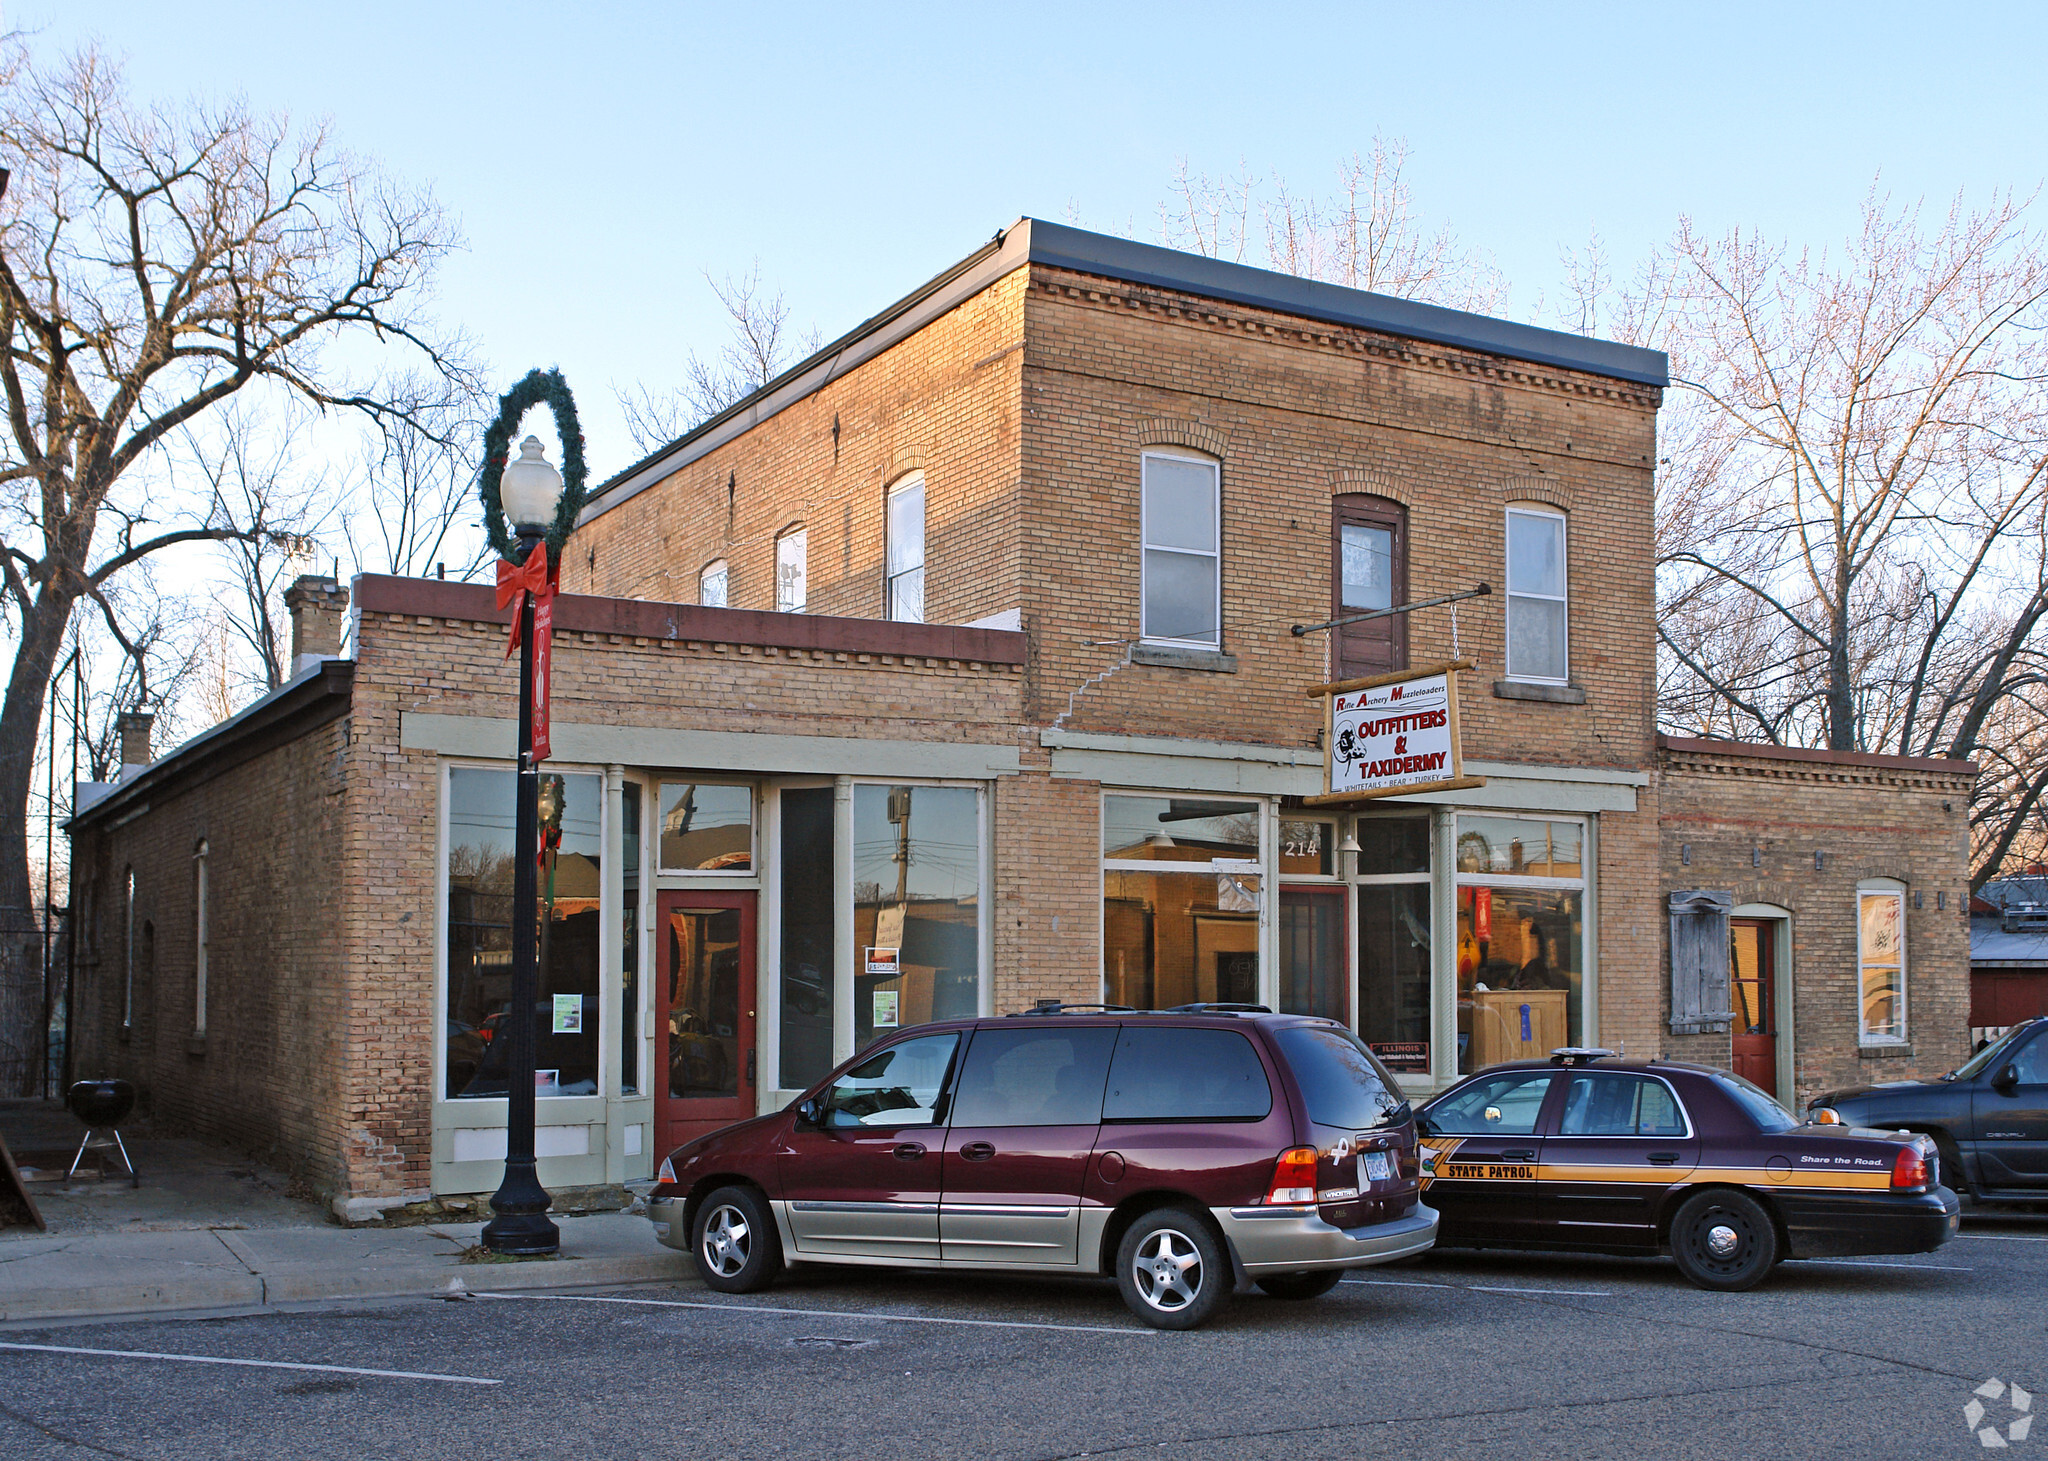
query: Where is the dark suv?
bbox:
[645,1005,1438,1328]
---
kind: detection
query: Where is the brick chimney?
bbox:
[116,711,154,769]
[284,575,350,673]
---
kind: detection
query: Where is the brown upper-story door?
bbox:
[1332,495,1408,681]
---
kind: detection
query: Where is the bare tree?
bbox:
[1622,187,2048,885]
[616,263,821,453]
[0,42,464,1090]
[1160,137,1506,312]
[345,375,490,581]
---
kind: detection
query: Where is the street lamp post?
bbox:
[482,435,565,1256]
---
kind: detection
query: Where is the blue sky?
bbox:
[28,1,2048,477]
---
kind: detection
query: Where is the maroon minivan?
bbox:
[645,1004,1438,1328]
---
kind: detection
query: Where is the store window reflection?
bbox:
[1103,795,1261,1010]
[659,782,753,872]
[444,767,603,1098]
[1455,812,1586,1074]
[853,784,982,1048]
[1356,817,1431,1079]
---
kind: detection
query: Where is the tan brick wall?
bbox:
[69,717,349,1191]
[572,268,1027,629]
[1657,745,1977,1108]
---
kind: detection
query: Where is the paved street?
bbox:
[2,1208,2042,1461]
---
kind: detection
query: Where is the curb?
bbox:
[0,1251,694,1324]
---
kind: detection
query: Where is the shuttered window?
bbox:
[1669,889,1735,1034]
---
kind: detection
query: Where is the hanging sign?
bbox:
[1304,660,1487,806]
[495,540,560,762]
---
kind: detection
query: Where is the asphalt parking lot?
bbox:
[2,1208,2043,1461]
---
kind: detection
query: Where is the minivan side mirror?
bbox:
[795,1097,824,1126]
[1992,1065,2021,1094]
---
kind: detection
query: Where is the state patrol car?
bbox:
[1414,1050,1960,1290]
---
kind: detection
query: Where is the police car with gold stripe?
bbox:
[1414,1049,1960,1290]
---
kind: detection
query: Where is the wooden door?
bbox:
[656,891,757,1157]
[1729,919,1777,1095]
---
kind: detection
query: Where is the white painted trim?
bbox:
[1139,449,1222,650]
[402,715,1022,780]
[1503,504,1570,684]
[833,776,855,1069]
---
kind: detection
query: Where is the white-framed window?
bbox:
[699,559,729,609]
[657,782,755,874]
[1857,880,1907,1045]
[1454,812,1588,1074]
[776,527,807,613]
[1101,793,1262,1009]
[193,840,209,1036]
[1140,450,1220,647]
[886,473,925,623]
[1505,506,1568,682]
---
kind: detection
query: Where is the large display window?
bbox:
[443,766,604,1099]
[1356,815,1432,1080]
[1455,814,1586,1073]
[853,784,982,1047]
[1102,795,1262,1010]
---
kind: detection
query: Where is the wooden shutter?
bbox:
[1669,889,1736,1034]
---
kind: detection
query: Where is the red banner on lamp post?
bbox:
[495,541,559,763]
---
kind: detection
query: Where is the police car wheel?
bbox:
[1669,1189,1777,1291]
[1255,1270,1345,1301]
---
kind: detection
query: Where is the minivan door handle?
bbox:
[1647,1152,1681,1165]
[1500,1149,1537,1163]
[894,1142,926,1161]
[959,1141,996,1162]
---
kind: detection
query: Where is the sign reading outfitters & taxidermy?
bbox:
[1307,660,1487,805]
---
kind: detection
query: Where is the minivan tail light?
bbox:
[1266,1147,1319,1205]
[1891,1145,1929,1192]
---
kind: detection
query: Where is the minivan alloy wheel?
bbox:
[1133,1229,1203,1311]
[701,1202,751,1277]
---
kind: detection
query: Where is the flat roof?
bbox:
[581,217,1670,526]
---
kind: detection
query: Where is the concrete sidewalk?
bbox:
[0,1210,691,1323]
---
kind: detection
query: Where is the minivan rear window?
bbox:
[1274,1025,1407,1130]
[1102,1027,1273,1122]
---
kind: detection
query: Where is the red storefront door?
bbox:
[1729,919,1777,1095]
[656,891,757,1157]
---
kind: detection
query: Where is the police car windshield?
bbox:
[1952,1022,2036,1081]
[1712,1071,1799,1133]
[1275,1025,1408,1130]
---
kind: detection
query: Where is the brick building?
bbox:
[65,220,1975,1219]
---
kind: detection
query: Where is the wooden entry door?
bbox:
[656,891,757,1157]
[1729,919,1777,1095]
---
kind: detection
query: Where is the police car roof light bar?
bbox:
[1549,1047,1620,1066]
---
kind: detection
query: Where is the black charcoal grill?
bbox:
[64,1079,138,1186]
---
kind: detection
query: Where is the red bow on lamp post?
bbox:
[495,539,559,762]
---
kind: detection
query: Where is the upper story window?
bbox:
[1505,507,1568,682]
[1140,450,1220,647]
[1857,880,1907,1045]
[886,473,925,623]
[1332,494,1407,681]
[775,527,807,613]
[699,559,729,609]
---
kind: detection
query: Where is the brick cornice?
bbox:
[1030,266,1664,411]
[353,574,1029,667]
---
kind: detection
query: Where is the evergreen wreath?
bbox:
[478,367,590,565]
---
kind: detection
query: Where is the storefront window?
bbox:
[1279,889,1346,1021]
[1356,817,1431,1078]
[779,787,836,1090]
[1103,795,1261,1010]
[444,766,603,1099]
[659,783,753,872]
[1455,813,1586,1073]
[1280,819,1333,876]
[621,783,641,1095]
[853,784,980,1048]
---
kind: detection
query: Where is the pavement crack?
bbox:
[0,1397,154,1460]
[0,1243,73,1265]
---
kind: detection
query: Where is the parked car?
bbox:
[1415,1049,1959,1290]
[1808,1016,2048,1203]
[646,1004,1438,1329]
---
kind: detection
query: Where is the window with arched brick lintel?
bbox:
[1331,493,1408,680]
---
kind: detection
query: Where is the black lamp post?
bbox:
[482,435,565,1256]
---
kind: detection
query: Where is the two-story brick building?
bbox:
[65,220,1975,1220]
